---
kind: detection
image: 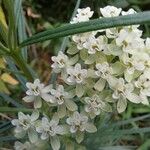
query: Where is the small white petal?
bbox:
[34,98,42,108]
[23,96,35,102]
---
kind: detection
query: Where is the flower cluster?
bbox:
[12,6,150,150]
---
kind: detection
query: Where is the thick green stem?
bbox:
[11,51,33,81]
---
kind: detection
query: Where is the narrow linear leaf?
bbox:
[0,136,17,142]
[118,127,150,135]
[20,11,150,46]
[6,57,27,91]
[99,146,135,150]
[0,121,10,129]
[0,92,24,107]
[14,0,22,27]
[15,0,28,60]
[112,114,150,127]
[0,107,33,113]
[0,6,8,44]
[4,0,17,50]
[0,123,13,133]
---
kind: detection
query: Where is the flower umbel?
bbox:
[11,5,150,150]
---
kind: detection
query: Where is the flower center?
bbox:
[33,86,40,96]
[75,73,82,81]
[92,44,98,50]
[57,95,64,105]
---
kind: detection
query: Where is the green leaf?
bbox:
[15,0,28,60]
[0,136,17,142]
[0,122,13,134]
[0,92,24,107]
[0,6,8,44]
[0,42,10,54]
[138,139,150,150]
[4,0,17,50]
[14,0,22,27]
[119,127,150,135]
[5,57,27,91]
[99,146,135,150]
[108,0,129,8]
[112,114,150,127]
[20,11,150,46]
[0,107,33,113]
[128,0,150,5]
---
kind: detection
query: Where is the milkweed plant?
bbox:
[9,6,150,150]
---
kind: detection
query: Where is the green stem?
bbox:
[11,51,33,81]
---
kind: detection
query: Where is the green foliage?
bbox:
[21,11,150,46]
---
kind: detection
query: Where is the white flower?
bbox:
[131,53,150,70]
[11,111,39,143]
[138,93,149,105]
[66,63,87,84]
[106,28,119,39]
[50,85,69,105]
[122,8,136,16]
[135,71,150,105]
[50,85,77,112]
[36,117,65,140]
[83,36,107,54]
[107,77,140,113]
[121,53,150,75]
[145,38,150,52]
[23,79,52,108]
[116,28,144,53]
[71,7,93,24]
[109,77,140,103]
[84,94,109,117]
[51,51,69,73]
[146,38,150,48]
[36,117,65,150]
[72,32,96,50]
[66,111,96,134]
[100,6,122,17]
[95,62,112,79]
[66,111,88,133]
[14,141,34,150]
